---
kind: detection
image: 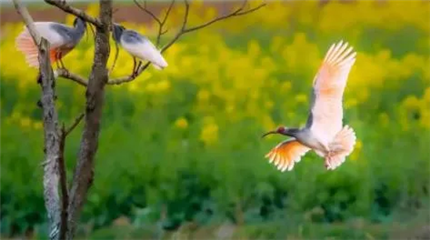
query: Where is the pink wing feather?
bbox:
[15,22,67,68]
[265,140,310,172]
[308,41,356,144]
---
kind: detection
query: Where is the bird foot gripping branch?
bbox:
[262,41,357,172]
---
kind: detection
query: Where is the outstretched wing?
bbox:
[265,140,310,172]
[15,22,70,68]
[306,41,356,144]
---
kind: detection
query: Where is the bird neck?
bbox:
[281,128,301,137]
[112,25,123,43]
[72,19,86,42]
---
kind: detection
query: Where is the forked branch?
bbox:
[44,0,102,27]
[133,0,175,46]
[184,0,265,33]
[108,0,265,85]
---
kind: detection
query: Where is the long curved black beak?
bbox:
[261,130,277,138]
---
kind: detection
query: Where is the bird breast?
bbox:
[295,130,329,154]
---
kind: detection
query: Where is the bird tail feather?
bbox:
[151,53,168,70]
[152,63,163,70]
[325,125,356,170]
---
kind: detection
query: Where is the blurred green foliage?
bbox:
[1,0,429,239]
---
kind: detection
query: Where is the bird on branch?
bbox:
[112,23,168,77]
[16,17,87,69]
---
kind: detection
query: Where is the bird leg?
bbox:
[325,151,334,170]
[55,51,66,69]
[130,57,137,77]
[58,53,66,69]
[55,60,61,70]
[135,60,142,74]
[59,59,65,69]
[131,58,143,78]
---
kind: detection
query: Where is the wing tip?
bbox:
[324,40,356,67]
[15,30,40,62]
[264,141,309,172]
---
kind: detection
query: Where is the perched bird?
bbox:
[112,23,168,76]
[262,40,357,171]
[15,17,87,69]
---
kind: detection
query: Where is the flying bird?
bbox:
[112,23,168,76]
[15,17,87,69]
[262,40,357,171]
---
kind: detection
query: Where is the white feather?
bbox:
[121,37,168,70]
[21,22,67,48]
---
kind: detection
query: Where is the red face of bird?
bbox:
[261,126,286,138]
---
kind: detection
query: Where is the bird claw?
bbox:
[325,151,333,170]
[130,71,138,78]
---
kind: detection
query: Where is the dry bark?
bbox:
[65,1,112,239]
[11,0,62,239]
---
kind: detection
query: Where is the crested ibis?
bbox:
[262,40,357,171]
[112,23,168,77]
[15,17,87,69]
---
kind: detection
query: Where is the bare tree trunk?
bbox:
[11,1,62,239]
[39,40,62,239]
[39,38,62,240]
[65,1,112,239]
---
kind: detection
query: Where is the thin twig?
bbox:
[158,0,175,45]
[158,0,190,53]
[107,62,150,85]
[184,1,266,33]
[44,0,102,27]
[133,0,175,47]
[108,0,265,86]
[108,41,120,75]
[56,69,88,87]
[161,0,175,26]
[64,113,85,136]
[134,0,161,25]
[181,0,190,31]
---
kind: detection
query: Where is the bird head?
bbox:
[112,23,126,42]
[261,126,287,138]
[73,17,86,29]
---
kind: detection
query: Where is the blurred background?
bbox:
[1,0,429,239]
